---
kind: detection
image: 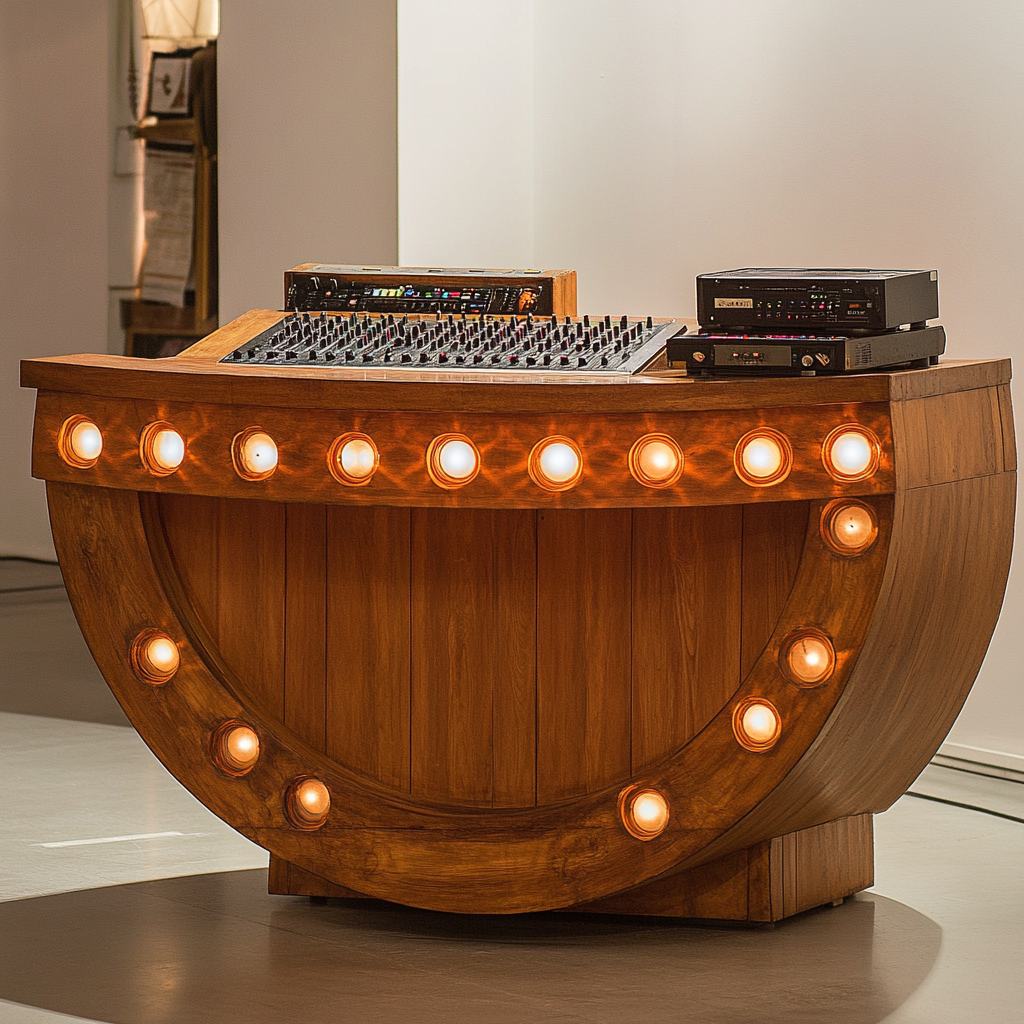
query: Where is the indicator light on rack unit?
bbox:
[130,629,180,685]
[426,433,480,489]
[619,785,670,840]
[529,436,583,491]
[734,428,793,486]
[139,422,186,476]
[58,416,103,468]
[232,428,279,481]
[628,434,683,488]
[286,777,331,830]
[822,425,880,482]
[732,697,782,752]
[329,432,379,486]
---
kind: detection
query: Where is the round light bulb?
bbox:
[629,434,683,488]
[529,436,583,491]
[734,429,792,486]
[213,722,260,775]
[426,433,480,488]
[286,777,331,829]
[620,786,670,839]
[821,501,879,556]
[782,631,836,687]
[341,438,376,478]
[438,439,477,480]
[71,421,103,461]
[59,416,103,468]
[233,428,278,480]
[140,422,186,475]
[130,629,180,685]
[743,438,782,477]
[822,425,880,481]
[152,429,185,470]
[732,697,782,751]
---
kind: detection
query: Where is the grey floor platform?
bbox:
[2,558,1023,1023]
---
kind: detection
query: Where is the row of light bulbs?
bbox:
[128,619,843,839]
[56,414,882,491]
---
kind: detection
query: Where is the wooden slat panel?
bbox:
[216,498,286,719]
[893,387,1005,488]
[997,383,1017,472]
[740,501,809,680]
[537,509,631,803]
[410,509,536,807]
[154,492,220,639]
[326,506,411,791]
[284,504,327,750]
[631,506,742,771]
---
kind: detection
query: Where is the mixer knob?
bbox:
[583,315,590,329]
[646,316,653,328]
[345,351,355,362]
[419,352,428,363]
[577,355,588,368]
[543,354,552,366]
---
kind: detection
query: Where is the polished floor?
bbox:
[2,557,1023,1023]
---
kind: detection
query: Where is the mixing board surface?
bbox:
[221,312,684,374]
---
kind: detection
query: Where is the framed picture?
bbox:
[147,48,199,118]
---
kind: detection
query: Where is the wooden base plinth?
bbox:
[269,814,873,923]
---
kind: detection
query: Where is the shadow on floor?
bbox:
[0,868,941,1024]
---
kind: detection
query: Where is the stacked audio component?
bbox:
[223,311,681,375]
[669,268,944,376]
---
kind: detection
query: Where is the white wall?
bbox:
[218,0,399,323]
[398,0,1023,762]
[0,1,110,560]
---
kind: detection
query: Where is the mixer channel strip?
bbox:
[221,312,685,374]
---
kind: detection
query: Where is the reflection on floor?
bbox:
[1,558,1023,1023]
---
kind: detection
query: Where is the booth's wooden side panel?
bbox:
[155,493,220,637]
[410,509,537,807]
[631,506,743,771]
[326,506,412,791]
[537,509,632,802]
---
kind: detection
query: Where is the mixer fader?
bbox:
[222,311,685,374]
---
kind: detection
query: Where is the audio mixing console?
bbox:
[222,311,684,374]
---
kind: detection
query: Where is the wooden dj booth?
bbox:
[21,268,1015,922]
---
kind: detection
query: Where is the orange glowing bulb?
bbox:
[151,428,185,471]
[340,438,377,479]
[621,787,670,839]
[829,431,873,477]
[131,629,180,685]
[214,723,260,775]
[784,633,836,686]
[741,703,779,745]
[241,432,277,474]
[287,777,331,829]
[437,438,478,481]
[742,437,783,478]
[539,442,579,483]
[71,420,103,461]
[630,434,683,488]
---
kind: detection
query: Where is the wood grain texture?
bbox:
[997,383,1017,472]
[564,814,872,921]
[740,501,809,680]
[284,504,327,750]
[891,386,1007,488]
[325,505,411,791]
[27,388,896,510]
[631,505,743,771]
[537,509,632,803]
[410,509,536,807]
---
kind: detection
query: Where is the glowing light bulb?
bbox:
[438,439,477,480]
[287,777,331,829]
[629,434,683,488]
[233,428,278,480]
[782,630,836,687]
[59,416,103,467]
[734,429,792,486]
[329,433,379,485]
[822,425,879,481]
[426,433,480,488]
[620,786,670,839]
[140,422,185,475]
[822,500,879,556]
[131,629,180,684]
[213,721,260,775]
[529,436,583,491]
[733,697,782,751]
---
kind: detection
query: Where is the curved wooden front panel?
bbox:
[149,494,807,806]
